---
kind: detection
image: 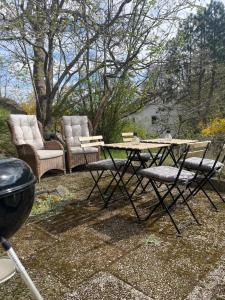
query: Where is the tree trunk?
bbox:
[92,90,111,134]
[33,40,53,133]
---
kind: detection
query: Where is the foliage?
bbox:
[121,120,148,139]
[201,118,225,176]
[98,79,142,142]
[201,118,225,136]
[32,193,61,216]
[102,118,148,143]
[21,95,36,114]
[145,234,161,246]
[0,107,16,156]
[0,0,195,133]
[0,107,8,121]
[33,185,73,215]
[177,1,225,135]
[53,77,148,142]
[142,0,225,138]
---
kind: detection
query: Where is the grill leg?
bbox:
[1,237,43,300]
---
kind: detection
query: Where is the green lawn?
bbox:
[101,149,127,159]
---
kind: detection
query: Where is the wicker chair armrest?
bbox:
[16,144,39,160]
[44,140,64,150]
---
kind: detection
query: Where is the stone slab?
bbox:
[64,271,152,300]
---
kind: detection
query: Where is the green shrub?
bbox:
[102,118,148,143]
[120,119,148,140]
[0,108,16,157]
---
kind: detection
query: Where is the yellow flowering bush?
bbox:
[202,118,225,136]
[21,95,36,114]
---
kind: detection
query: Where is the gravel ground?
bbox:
[1,170,225,299]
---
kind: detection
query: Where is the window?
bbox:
[151,115,158,125]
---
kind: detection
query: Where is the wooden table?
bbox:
[142,139,199,166]
[142,138,198,145]
[104,142,171,150]
[104,142,171,166]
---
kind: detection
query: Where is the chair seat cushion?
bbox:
[70,147,98,154]
[138,166,195,184]
[132,152,162,162]
[183,157,224,172]
[37,150,64,160]
[86,159,127,171]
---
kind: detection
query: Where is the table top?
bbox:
[103,142,170,150]
[141,138,199,145]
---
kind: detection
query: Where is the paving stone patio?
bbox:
[1,171,225,299]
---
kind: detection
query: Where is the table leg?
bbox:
[104,148,141,220]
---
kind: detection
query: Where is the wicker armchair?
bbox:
[7,114,66,181]
[61,116,100,172]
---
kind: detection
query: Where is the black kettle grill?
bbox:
[0,158,43,300]
[0,158,36,238]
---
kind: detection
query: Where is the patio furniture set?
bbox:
[7,115,99,181]
[7,114,225,234]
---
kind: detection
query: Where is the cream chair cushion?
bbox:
[62,116,89,147]
[37,150,64,160]
[9,114,44,150]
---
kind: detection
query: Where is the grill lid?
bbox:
[0,158,36,197]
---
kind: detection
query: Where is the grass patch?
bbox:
[145,234,161,246]
[101,149,127,159]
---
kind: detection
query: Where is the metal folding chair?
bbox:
[136,141,210,234]
[182,142,225,210]
[121,132,162,166]
[121,133,164,193]
[79,136,127,203]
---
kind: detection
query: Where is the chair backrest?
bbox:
[211,142,225,172]
[221,143,225,163]
[175,141,211,184]
[79,136,104,163]
[187,141,211,158]
[122,132,134,142]
[62,116,89,147]
[7,114,44,150]
[79,136,104,148]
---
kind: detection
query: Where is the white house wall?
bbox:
[129,100,179,136]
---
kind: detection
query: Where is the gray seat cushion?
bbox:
[86,159,127,171]
[70,147,98,154]
[132,152,162,162]
[138,166,195,185]
[183,157,224,172]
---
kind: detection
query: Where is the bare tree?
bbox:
[0,0,193,132]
